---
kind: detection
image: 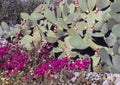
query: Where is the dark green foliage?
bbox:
[0,0,44,25]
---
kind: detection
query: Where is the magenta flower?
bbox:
[82,58,91,67]
[59,57,68,68]
[3,45,30,76]
[24,74,30,80]
[34,66,42,76]
[34,57,91,78]
[0,62,3,70]
[39,43,53,58]
[68,62,75,70]
[0,45,11,58]
[34,62,49,76]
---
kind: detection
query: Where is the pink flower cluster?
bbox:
[0,42,91,80]
[68,58,90,70]
[4,50,30,75]
[0,45,11,58]
[0,43,30,76]
[34,57,90,77]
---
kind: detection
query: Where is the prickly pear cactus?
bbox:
[1,0,120,73]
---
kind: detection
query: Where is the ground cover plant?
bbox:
[0,0,120,84]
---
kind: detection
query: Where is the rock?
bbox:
[0,38,8,46]
[102,80,113,85]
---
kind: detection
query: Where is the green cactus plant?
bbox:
[1,22,10,32]
[112,55,120,72]
[1,0,120,73]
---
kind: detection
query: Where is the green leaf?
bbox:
[47,30,55,37]
[33,29,41,42]
[26,20,33,27]
[107,18,118,30]
[49,3,54,9]
[20,35,33,50]
[96,0,110,9]
[69,52,78,57]
[101,23,108,35]
[64,36,73,49]
[53,47,62,53]
[69,35,89,49]
[59,2,64,12]
[63,4,69,17]
[112,24,120,37]
[76,22,87,36]
[118,47,120,55]
[78,0,88,12]
[47,30,57,43]
[59,2,69,17]
[3,33,12,39]
[117,39,120,45]
[96,11,103,21]
[47,22,52,30]
[57,18,68,29]
[0,33,3,38]
[99,48,112,65]
[23,20,33,29]
[88,0,96,11]
[38,26,47,33]
[13,27,21,35]
[111,1,120,13]
[94,20,104,31]
[104,33,116,47]
[33,4,47,13]
[67,13,79,23]
[85,34,105,50]
[87,12,96,27]
[87,28,104,37]
[67,29,78,36]
[1,22,10,32]
[58,52,66,59]
[56,29,65,37]
[113,14,120,22]
[69,4,75,13]
[92,55,100,67]
[20,13,30,19]
[44,9,57,23]
[20,29,31,35]
[44,0,50,5]
[112,55,120,72]
[102,12,111,21]
[47,37,57,43]
[31,13,44,21]
[113,41,120,55]
[76,22,87,30]
[110,65,119,73]
[56,7,62,18]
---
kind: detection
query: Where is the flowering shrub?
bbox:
[0,43,30,76]
[0,41,90,84]
[0,45,10,58]
[34,57,90,76]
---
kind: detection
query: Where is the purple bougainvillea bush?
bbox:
[0,41,90,84]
